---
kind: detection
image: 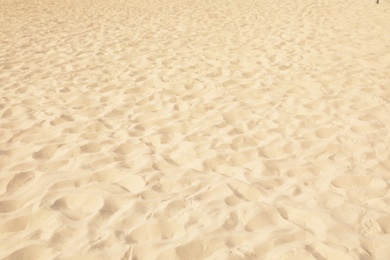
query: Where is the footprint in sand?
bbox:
[0,199,26,214]
[6,171,35,193]
[50,192,104,219]
[0,216,30,233]
[4,245,49,260]
[32,145,59,160]
[331,174,388,198]
[80,142,102,153]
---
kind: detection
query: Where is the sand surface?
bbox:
[1,0,390,259]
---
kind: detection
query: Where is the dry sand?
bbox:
[1,0,390,259]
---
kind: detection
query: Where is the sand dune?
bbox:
[1,0,390,259]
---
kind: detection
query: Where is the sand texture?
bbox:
[1,0,390,259]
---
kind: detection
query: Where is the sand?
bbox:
[1,0,390,259]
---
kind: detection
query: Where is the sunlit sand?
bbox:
[1,0,390,259]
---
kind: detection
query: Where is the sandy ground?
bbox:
[1,0,390,259]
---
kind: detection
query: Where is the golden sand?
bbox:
[1,0,390,259]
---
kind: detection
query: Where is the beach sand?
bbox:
[1,0,390,259]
